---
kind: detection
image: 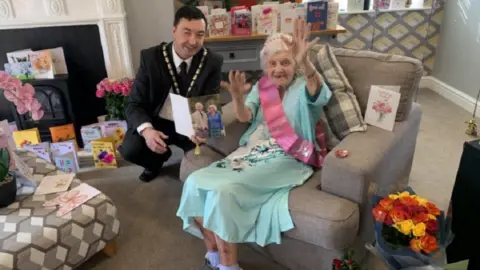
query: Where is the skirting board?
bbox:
[420,76,480,117]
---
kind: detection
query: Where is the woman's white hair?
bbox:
[208,104,217,111]
[260,33,293,71]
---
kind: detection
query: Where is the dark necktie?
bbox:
[179,61,188,96]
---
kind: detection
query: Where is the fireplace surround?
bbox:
[0,0,134,145]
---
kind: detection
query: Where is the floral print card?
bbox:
[364,85,401,131]
[43,183,101,217]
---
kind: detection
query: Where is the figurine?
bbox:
[465,119,478,137]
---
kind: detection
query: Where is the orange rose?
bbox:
[372,205,388,222]
[412,213,429,224]
[426,202,441,216]
[379,198,395,210]
[389,206,410,223]
[410,235,439,254]
[399,196,419,206]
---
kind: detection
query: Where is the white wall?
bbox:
[123,0,175,70]
[433,0,480,98]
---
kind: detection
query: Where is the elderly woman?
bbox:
[207,104,225,137]
[176,19,332,270]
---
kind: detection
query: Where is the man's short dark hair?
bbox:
[174,5,207,28]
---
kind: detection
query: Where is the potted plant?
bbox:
[0,148,16,208]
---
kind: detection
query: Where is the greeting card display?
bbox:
[257,5,279,35]
[12,128,41,148]
[35,173,74,195]
[208,13,230,37]
[11,151,35,184]
[29,50,54,79]
[4,62,35,80]
[197,5,209,17]
[23,142,52,163]
[50,123,78,150]
[6,49,33,64]
[80,124,103,152]
[100,121,127,146]
[171,93,225,138]
[91,138,118,168]
[307,0,328,31]
[43,183,101,217]
[230,6,252,36]
[51,141,80,173]
[364,85,401,131]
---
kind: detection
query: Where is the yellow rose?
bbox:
[393,220,415,235]
[428,214,437,220]
[389,191,410,200]
[412,195,428,206]
[413,222,426,237]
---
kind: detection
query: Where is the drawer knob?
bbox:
[229,52,235,59]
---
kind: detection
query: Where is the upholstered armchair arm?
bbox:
[206,101,249,156]
[321,103,422,205]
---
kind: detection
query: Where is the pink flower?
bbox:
[31,109,44,121]
[112,84,122,94]
[96,89,105,98]
[0,71,21,91]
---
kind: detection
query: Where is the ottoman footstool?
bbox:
[0,151,120,270]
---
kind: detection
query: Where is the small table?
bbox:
[0,151,120,270]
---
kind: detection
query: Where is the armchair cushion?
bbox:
[332,47,423,122]
[309,44,367,140]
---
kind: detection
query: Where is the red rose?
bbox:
[332,259,342,269]
[348,260,353,265]
[426,220,438,235]
[384,212,394,226]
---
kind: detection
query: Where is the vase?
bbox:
[0,172,17,208]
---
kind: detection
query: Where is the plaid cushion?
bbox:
[309,44,367,140]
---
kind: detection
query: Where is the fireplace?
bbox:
[0,25,110,147]
[0,0,134,147]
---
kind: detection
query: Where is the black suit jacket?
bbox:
[125,42,223,132]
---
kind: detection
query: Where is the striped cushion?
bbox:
[309,44,367,140]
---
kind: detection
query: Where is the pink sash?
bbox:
[258,76,327,168]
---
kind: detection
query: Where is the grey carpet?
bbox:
[76,88,477,270]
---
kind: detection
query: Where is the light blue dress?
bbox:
[176,77,332,246]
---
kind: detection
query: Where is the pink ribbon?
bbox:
[258,76,327,168]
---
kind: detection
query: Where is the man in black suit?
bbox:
[120,6,223,182]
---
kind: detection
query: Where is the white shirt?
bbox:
[136,43,194,135]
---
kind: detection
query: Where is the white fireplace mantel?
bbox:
[0,0,134,79]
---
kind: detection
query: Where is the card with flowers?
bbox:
[91,137,117,169]
[364,85,401,131]
[367,186,453,269]
[12,128,41,148]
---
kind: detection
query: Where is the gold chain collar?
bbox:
[163,44,208,95]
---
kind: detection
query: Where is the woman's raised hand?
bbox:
[281,18,320,67]
[220,71,252,98]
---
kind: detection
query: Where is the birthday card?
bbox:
[50,123,78,150]
[43,183,101,217]
[11,151,35,184]
[29,50,55,79]
[23,142,52,163]
[100,121,127,147]
[80,124,103,152]
[91,137,117,168]
[364,85,401,131]
[51,141,79,173]
[12,128,41,148]
[35,173,74,195]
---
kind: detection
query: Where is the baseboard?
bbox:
[420,76,479,117]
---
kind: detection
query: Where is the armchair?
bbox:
[179,48,423,270]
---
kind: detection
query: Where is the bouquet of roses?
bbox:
[96,77,134,121]
[367,187,452,270]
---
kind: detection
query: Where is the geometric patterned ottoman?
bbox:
[0,151,120,270]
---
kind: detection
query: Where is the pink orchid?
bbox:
[0,71,44,120]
